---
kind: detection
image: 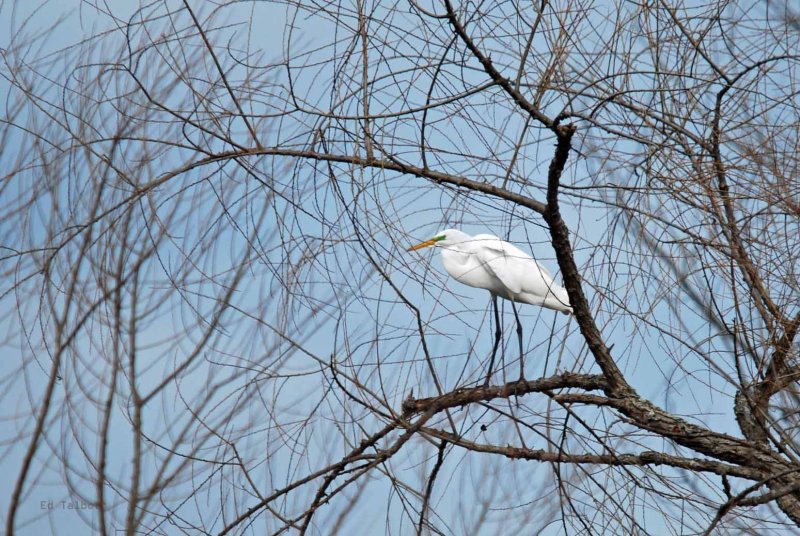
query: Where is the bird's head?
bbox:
[407,229,468,251]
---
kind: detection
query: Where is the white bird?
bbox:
[408,228,572,385]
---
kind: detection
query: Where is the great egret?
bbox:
[408,228,572,385]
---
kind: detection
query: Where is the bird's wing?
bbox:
[471,234,528,294]
[472,234,557,297]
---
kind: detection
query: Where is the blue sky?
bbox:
[2,1,793,534]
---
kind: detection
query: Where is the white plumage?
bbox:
[409,228,572,314]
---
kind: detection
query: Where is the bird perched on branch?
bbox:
[408,228,572,385]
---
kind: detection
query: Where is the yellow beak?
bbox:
[407,239,437,252]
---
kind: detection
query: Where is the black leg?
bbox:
[512,301,524,383]
[485,295,501,386]
[543,311,558,378]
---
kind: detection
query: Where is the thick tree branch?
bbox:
[401,372,607,415]
[421,427,765,481]
[541,123,631,395]
[538,121,800,525]
[756,314,800,404]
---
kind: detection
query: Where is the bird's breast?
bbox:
[441,249,507,294]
